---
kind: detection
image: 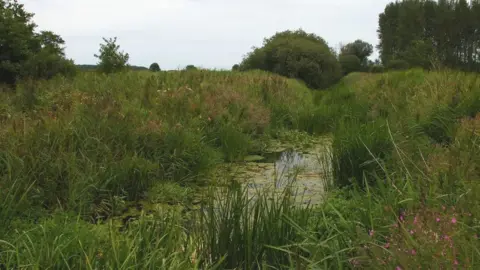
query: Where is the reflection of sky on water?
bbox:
[274,150,320,188]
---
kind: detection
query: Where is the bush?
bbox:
[386,59,410,70]
[368,65,385,73]
[339,54,361,75]
[94,37,130,74]
[149,62,161,72]
[239,29,342,89]
[185,65,197,71]
[0,2,75,85]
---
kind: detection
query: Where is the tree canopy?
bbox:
[339,54,362,75]
[340,40,373,67]
[239,29,342,89]
[94,37,129,74]
[0,0,75,85]
[378,0,480,71]
[149,62,161,72]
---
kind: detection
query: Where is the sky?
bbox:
[22,0,393,70]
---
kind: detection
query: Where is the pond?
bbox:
[219,136,333,206]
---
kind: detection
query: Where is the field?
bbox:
[0,68,479,269]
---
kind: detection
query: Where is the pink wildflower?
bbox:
[411,249,417,255]
[454,260,459,265]
[369,230,375,237]
[436,217,441,222]
[410,229,415,235]
[396,266,402,270]
[451,217,457,224]
[413,216,418,224]
[384,242,390,249]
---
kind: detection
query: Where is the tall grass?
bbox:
[1,68,480,269]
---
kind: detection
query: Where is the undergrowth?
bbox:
[1,68,480,268]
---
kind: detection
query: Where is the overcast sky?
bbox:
[22,0,393,70]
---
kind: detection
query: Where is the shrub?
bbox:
[94,37,130,74]
[386,59,410,70]
[149,62,161,72]
[339,54,362,75]
[185,65,198,71]
[368,65,385,73]
[239,29,342,89]
[0,2,75,85]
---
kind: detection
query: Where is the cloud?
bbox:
[23,0,393,69]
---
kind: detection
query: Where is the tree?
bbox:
[232,64,240,71]
[339,54,361,75]
[340,40,374,67]
[377,0,480,71]
[386,59,410,70]
[400,39,436,69]
[0,0,74,85]
[149,62,160,72]
[239,29,341,89]
[94,37,129,74]
[185,65,197,71]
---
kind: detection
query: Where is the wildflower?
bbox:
[410,229,415,235]
[413,216,418,224]
[396,266,402,270]
[454,259,459,265]
[436,217,441,222]
[400,215,405,222]
[369,229,375,237]
[411,249,417,255]
[385,242,390,249]
[451,217,457,224]
[444,235,450,241]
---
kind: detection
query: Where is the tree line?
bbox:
[3,0,480,90]
[378,0,480,71]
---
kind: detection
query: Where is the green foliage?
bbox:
[340,39,374,67]
[185,65,197,71]
[368,65,385,73]
[231,64,239,71]
[149,62,160,72]
[387,59,410,70]
[94,37,129,74]
[240,29,342,89]
[378,0,480,71]
[0,1,75,85]
[332,119,393,187]
[339,54,361,75]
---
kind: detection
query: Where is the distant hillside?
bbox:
[76,64,148,71]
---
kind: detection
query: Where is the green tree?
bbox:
[339,54,361,75]
[0,0,74,85]
[340,40,373,67]
[149,62,160,72]
[239,29,341,89]
[386,59,410,70]
[94,37,129,74]
[400,39,436,69]
[377,0,480,71]
[232,64,240,71]
[185,65,197,71]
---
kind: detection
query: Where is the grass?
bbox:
[1,68,480,268]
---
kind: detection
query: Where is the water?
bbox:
[227,138,332,206]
